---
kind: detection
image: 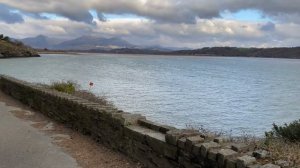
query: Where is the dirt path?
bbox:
[0,91,142,168]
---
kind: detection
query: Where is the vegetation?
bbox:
[50,81,77,94]
[266,120,300,142]
[172,47,300,59]
[49,81,112,106]
[0,34,39,58]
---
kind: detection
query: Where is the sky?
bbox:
[0,0,300,48]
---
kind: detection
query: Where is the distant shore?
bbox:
[36,46,300,59]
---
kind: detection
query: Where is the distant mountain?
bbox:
[142,45,191,51]
[21,35,63,49]
[53,35,136,50]
[19,35,182,51]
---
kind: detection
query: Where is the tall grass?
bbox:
[50,81,77,94]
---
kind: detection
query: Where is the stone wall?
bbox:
[0,75,281,168]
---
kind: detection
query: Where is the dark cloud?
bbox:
[0,3,24,23]
[260,22,276,31]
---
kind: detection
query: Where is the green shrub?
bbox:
[267,119,300,142]
[50,81,77,94]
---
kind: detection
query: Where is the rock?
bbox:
[253,150,270,159]
[274,160,290,168]
[247,164,262,168]
[214,137,228,143]
[261,164,280,168]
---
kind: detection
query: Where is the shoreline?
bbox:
[37,50,300,60]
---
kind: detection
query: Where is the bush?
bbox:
[267,119,300,142]
[50,81,77,94]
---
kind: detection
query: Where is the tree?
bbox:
[3,36,10,42]
[0,34,3,39]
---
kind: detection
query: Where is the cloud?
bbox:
[0,1,300,48]
[1,0,300,24]
[0,4,24,23]
[260,22,276,31]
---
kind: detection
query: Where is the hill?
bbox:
[171,47,300,58]
[0,35,39,58]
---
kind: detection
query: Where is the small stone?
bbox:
[253,150,270,159]
[261,164,280,168]
[236,155,256,168]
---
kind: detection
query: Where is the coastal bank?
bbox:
[0,75,282,168]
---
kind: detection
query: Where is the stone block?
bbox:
[207,148,220,161]
[115,113,146,126]
[186,136,204,152]
[165,129,199,146]
[138,119,175,134]
[200,142,221,158]
[217,149,238,167]
[236,155,256,168]
[226,158,237,168]
[177,137,186,149]
[124,125,147,142]
[231,143,254,152]
[164,144,178,160]
[192,143,202,156]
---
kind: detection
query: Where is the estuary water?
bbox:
[1,53,300,135]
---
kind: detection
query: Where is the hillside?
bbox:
[171,47,300,58]
[0,36,39,58]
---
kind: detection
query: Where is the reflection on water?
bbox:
[1,53,300,135]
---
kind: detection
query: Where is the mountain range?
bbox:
[20,35,187,51]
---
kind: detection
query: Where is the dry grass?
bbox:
[259,138,300,166]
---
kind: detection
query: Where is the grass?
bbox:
[261,137,300,166]
[49,81,112,107]
[50,81,77,94]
